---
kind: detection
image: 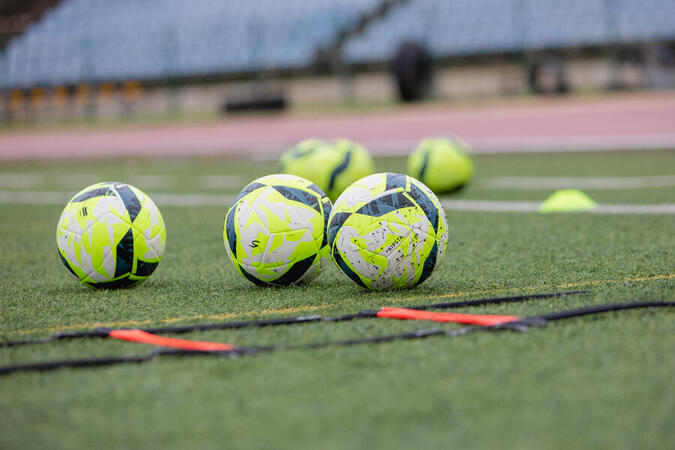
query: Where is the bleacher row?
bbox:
[1,0,381,88]
[345,0,675,63]
[1,0,675,88]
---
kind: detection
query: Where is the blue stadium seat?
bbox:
[1,0,382,87]
[1,0,674,88]
[344,0,675,62]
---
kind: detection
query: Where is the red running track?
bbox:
[1,92,674,161]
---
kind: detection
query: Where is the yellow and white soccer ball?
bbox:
[56,182,166,288]
[223,174,332,286]
[280,138,375,201]
[327,173,448,290]
[408,137,474,194]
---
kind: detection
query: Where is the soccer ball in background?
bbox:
[56,182,166,288]
[327,173,448,290]
[279,138,325,166]
[408,137,474,194]
[224,174,332,286]
[280,138,375,201]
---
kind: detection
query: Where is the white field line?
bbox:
[0,190,70,204]
[362,134,675,155]
[481,175,675,190]
[0,173,175,190]
[1,190,674,214]
[54,174,106,188]
[0,173,240,191]
[152,193,235,206]
[466,134,675,154]
[54,174,173,189]
[0,190,236,207]
[593,204,675,214]
[440,199,541,212]
[200,174,249,190]
[0,173,44,189]
[126,175,173,189]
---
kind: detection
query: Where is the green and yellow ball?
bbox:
[56,182,166,288]
[224,174,332,286]
[280,138,375,202]
[408,137,474,194]
[327,173,448,290]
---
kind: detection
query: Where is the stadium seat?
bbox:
[1,0,674,88]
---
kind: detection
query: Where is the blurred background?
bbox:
[1,0,674,125]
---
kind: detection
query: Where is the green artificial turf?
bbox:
[0,150,673,449]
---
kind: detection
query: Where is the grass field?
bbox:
[0,149,673,449]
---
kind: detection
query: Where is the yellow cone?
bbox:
[538,189,596,213]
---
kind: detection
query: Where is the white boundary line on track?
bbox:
[480,175,675,190]
[1,190,673,214]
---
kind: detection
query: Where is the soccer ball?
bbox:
[56,182,166,288]
[327,173,448,290]
[280,138,375,201]
[223,174,332,286]
[408,137,474,194]
[279,138,325,165]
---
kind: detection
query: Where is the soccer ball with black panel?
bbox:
[408,137,474,194]
[223,174,332,286]
[280,138,375,201]
[327,173,448,290]
[56,182,166,288]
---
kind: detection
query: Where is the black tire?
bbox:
[527,53,569,95]
[391,41,433,102]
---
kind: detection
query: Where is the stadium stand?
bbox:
[1,0,674,88]
[344,0,675,63]
[1,0,381,88]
